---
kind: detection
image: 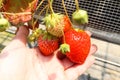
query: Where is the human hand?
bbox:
[0,26,97,80]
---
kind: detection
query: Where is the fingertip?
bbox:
[85,30,92,36]
[13,25,29,46]
[89,44,98,55]
[16,25,29,36]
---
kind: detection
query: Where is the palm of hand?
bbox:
[0,26,97,80]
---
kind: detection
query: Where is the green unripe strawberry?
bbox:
[43,13,64,37]
[72,9,88,25]
[0,18,10,32]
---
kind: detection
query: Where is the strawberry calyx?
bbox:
[43,13,63,28]
[43,13,65,37]
[42,32,58,41]
[59,43,70,54]
[72,9,88,25]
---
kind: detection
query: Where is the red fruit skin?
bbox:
[64,29,91,64]
[38,35,59,56]
[57,50,66,60]
[63,16,71,32]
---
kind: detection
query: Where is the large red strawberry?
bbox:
[60,29,91,64]
[43,14,71,37]
[37,32,59,56]
[2,0,38,25]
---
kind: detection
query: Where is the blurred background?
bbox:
[0,0,120,80]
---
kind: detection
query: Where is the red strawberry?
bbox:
[60,29,91,64]
[63,16,71,32]
[43,13,71,37]
[37,33,59,56]
[57,50,66,60]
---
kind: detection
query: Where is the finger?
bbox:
[15,25,29,42]
[9,25,29,48]
[85,31,92,36]
[89,44,98,56]
[62,58,74,70]
[65,56,95,80]
[1,26,29,53]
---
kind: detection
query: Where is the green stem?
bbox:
[62,0,75,43]
[31,0,45,29]
[32,0,45,17]
[75,0,80,11]
[62,30,66,43]
[48,0,54,14]
[33,4,48,30]
[61,0,73,28]
[45,4,49,16]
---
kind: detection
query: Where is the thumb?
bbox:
[13,25,29,47]
[7,25,29,48]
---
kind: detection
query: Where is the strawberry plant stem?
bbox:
[75,0,80,11]
[62,30,66,43]
[32,0,45,17]
[32,0,45,29]
[46,5,49,15]
[61,0,73,28]
[48,0,54,14]
[33,4,48,30]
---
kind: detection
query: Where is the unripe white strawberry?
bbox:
[72,9,88,25]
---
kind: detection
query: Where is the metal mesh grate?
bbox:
[37,0,120,34]
[81,0,120,34]
[36,0,120,44]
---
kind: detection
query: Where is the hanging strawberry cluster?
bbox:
[0,0,91,64]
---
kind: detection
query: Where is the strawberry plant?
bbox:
[0,0,92,64]
[43,0,72,37]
